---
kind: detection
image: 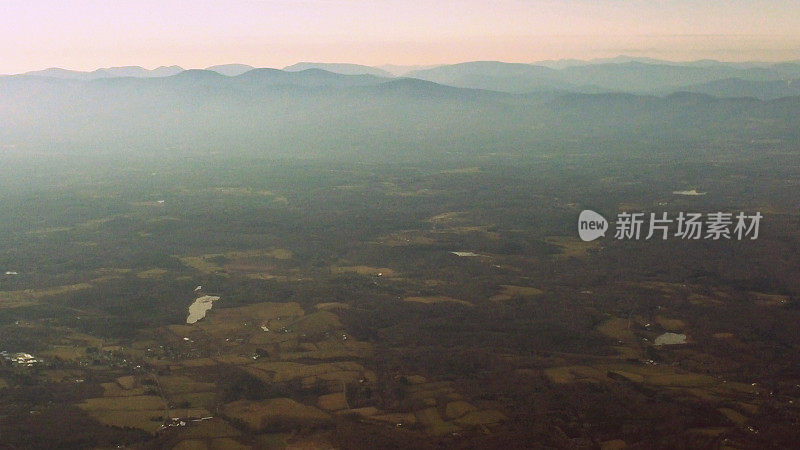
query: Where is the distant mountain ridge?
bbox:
[205,64,254,76]
[6,57,800,99]
[20,65,184,80]
[1,68,797,162]
[406,60,800,96]
[533,55,800,69]
[672,78,800,100]
[377,64,441,76]
[283,62,392,78]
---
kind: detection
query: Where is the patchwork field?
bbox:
[0,283,94,308]
[3,157,800,448]
[404,296,473,306]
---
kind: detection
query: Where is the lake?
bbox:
[187,295,220,324]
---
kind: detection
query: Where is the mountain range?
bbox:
[2,66,797,161]
[8,58,800,99]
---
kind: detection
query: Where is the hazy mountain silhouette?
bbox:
[14,58,800,97]
[234,68,386,87]
[2,68,797,161]
[536,56,800,69]
[535,55,672,69]
[20,65,184,80]
[406,60,800,94]
[558,62,800,92]
[672,78,800,100]
[404,61,595,93]
[377,64,442,76]
[283,62,392,78]
[205,64,255,76]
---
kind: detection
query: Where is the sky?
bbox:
[2,0,800,74]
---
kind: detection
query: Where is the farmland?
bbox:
[1,153,800,448]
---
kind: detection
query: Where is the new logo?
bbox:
[578,210,608,242]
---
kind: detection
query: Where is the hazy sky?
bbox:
[2,0,800,73]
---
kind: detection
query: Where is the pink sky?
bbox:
[2,0,800,73]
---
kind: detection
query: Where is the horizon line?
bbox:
[5,55,800,77]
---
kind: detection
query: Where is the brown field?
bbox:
[596,317,636,342]
[159,375,216,395]
[377,231,436,246]
[718,407,748,425]
[445,401,478,419]
[84,409,165,432]
[316,370,362,384]
[286,311,343,334]
[42,369,84,383]
[278,340,373,361]
[439,166,480,174]
[406,381,462,403]
[389,188,438,197]
[81,395,165,411]
[687,428,730,437]
[688,293,724,306]
[227,249,293,260]
[454,410,507,426]
[545,365,607,384]
[225,256,292,274]
[544,236,600,258]
[172,440,208,450]
[40,345,87,361]
[172,418,241,439]
[446,225,501,240]
[611,345,645,359]
[600,439,628,450]
[212,355,254,365]
[330,265,396,276]
[246,361,368,383]
[168,408,213,419]
[196,302,305,339]
[607,370,645,383]
[490,285,544,301]
[137,268,170,278]
[634,281,686,295]
[79,392,169,432]
[180,249,294,274]
[0,283,94,308]
[315,302,351,310]
[90,275,125,284]
[209,438,251,450]
[180,358,220,368]
[646,373,716,388]
[101,380,148,398]
[171,392,218,409]
[405,375,427,384]
[339,407,379,418]
[369,412,417,426]
[415,407,461,435]
[749,291,789,306]
[207,186,285,202]
[428,211,467,223]
[317,392,348,411]
[244,273,288,281]
[179,256,225,274]
[655,315,686,331]
[404,296,473,306]
[543,360,747,406]
[221,398,330,431]
[27,226,73,235]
